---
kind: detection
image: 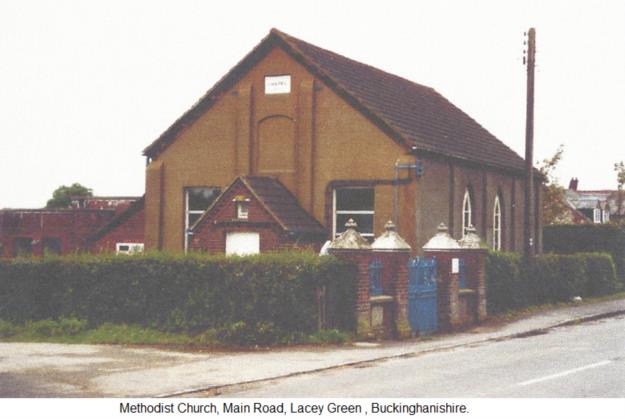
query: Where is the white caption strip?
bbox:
[517,360,612,386]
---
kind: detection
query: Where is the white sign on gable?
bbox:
[264,75,291,94]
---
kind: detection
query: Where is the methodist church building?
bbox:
[142,29,542,255]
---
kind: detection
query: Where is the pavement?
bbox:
[1,297,625,397]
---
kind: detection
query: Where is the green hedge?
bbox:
[0,252,357,342]
[543,224,625,282]
[486,252,620,314]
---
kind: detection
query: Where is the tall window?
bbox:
[462,189,473,236]
[184,187,220,251]
[593,208,601,224]
[493,196,502,251]
[333,187,374,238]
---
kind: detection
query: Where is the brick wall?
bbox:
[0,210,116,257]
[91,207,145,253]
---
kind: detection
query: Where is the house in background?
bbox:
[0,196,144,257]
[142,28,543,255]
[566,178,623,224]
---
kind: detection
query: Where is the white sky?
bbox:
[1,0,624,208]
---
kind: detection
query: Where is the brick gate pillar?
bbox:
[327,219,373,338]
[371,220,411,339]
[423,223,463,332]
[459,226,488,321]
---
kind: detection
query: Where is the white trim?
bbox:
[462,189,473,236]
[593,208,601,223]
[493,196,502,251]
[116,243,144,255]
[332,187,375,237]
[237,202,249,219]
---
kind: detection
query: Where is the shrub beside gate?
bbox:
[0,253,357,344]
[486,252,620,314]
[543,224,625,282]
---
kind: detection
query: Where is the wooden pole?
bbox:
[524,28,536,258]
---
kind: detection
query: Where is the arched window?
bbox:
[493,195,502,251]
[462,189,473,236]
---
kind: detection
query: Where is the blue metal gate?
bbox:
[408,257,438,334]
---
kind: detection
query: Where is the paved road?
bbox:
[0,300,623,397]
[218,314,625,397]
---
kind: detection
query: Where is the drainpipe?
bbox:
[393,158,421,231]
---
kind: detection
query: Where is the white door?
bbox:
[225,232,260,256]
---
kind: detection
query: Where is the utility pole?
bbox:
[524,28,536,258]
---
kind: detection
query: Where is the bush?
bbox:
[544,224,625,282]
[0,252,357,345]
[486,251,621,314]
[485,252,523,313]
[215,321,279,347]
[0,320,17,337]
[27,317,88,337]
[580,253,619,296]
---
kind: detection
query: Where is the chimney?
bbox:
[569,177,578,191]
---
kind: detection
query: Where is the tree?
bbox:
[614,161,625,218]
[539,145,570,225]
[45,183,93,208]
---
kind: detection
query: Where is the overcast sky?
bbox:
[1,0,624,208]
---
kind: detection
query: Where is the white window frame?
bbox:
[593,208,601,223]
[603,210,610,223]
[493,196,502,251]
[462,189,473,237]
[237,201,250,220]
[184,187,220,252]
[332,187,375,238]
[116,243,144,255]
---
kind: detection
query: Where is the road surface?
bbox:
[216,314,625,397]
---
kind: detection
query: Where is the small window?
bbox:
[603,210,610,223]
[116,243,144,255]
[593,208,601,223]
[185,187,220,251]
[462,189,474,236]
[333,187,374,238]
[237,201,249,219]
[264,75,291,94]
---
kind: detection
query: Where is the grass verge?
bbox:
[484,291,625,326]
[0,318,352,348]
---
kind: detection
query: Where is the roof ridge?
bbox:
[272,28,437,94]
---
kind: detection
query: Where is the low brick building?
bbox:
[189,176,326,255]
[0,196,144,258]
[89,197,145,254]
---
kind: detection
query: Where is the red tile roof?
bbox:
[191,176,326,236]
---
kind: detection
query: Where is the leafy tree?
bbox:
[539,145,569,225]
[45,183,93,208]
